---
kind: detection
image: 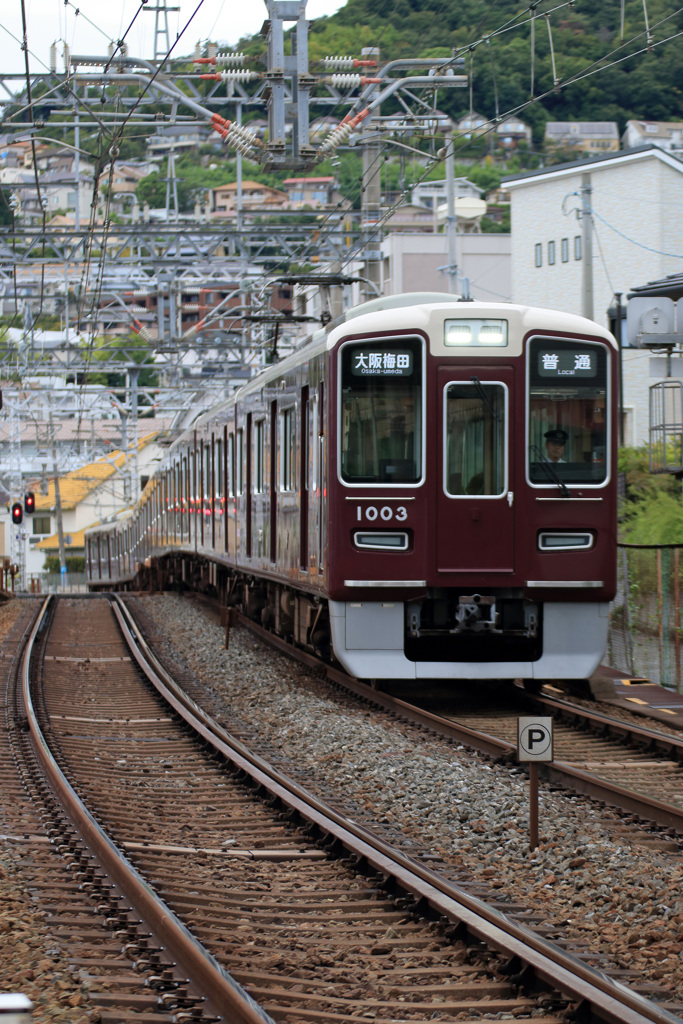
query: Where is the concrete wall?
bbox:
[381,232,511,302]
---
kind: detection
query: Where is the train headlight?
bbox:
[444,318,508,347]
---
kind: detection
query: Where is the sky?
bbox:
[1,0,347,76]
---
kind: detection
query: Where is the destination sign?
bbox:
[537,348,597,378]
[350,349,413,376]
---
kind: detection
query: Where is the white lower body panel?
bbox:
[328,599,609,681]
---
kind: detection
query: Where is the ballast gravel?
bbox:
[138,593,683,1007]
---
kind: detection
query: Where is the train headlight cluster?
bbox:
[444,318,508,347]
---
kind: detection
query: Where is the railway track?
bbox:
[5,592,681,1024]
[233,611,683,836]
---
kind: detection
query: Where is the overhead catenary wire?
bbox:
[6,0,683,355]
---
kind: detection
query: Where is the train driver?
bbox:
[544,428,568,463]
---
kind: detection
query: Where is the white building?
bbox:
[622,120,683,154]
[503,146,683,326]
[504,146,683,446]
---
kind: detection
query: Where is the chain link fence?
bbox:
[608,544,683,691]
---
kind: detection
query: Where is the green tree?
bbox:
[619,446,683,543]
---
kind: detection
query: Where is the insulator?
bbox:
[321,56,356,69]
[215,70,260,83]
[137,327,153,343]
[320,57,377,70]
[182,304,200,312]
[329,74,363,89]
[215,51,247,65]
[317,122,354,157]
[50,43,57,73]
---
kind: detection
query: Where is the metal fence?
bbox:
[607,544,682,691]
[5,572,89,595]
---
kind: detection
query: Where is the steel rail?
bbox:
[235,613,683,833]
[20,594,276,1024]
[115,594,682,1024]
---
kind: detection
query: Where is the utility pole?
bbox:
[361,47,382,299]
[581,173,593,321]
[445,131,458,294]
[48,404,68,583]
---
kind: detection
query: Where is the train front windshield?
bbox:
[527,337,609,486]
[340,337,422,484]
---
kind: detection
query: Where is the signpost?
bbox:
[517,717,554,851]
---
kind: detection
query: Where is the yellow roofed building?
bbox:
[2,430,165,580]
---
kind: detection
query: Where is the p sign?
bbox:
[518,717,553,762]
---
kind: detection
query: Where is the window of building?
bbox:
[32,516,50,535]
[574,235,582,260]
[561,237,569,263]
[548,240,556,265]
[535,243,542,268]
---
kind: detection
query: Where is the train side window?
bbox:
[254,419,266,493]
[527,337,608,486]
[216,437,223,499]
[280,407,296,491]
[339,336,423,485]
[235,429,244,495]
[228,432,235,497]
[444,382,507,496]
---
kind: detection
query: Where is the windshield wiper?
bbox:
[530,444,570,498]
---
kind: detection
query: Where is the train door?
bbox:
[437,367,515,574]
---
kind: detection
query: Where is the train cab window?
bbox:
[339,336,423,484]
[527,338,608,487]
[444,382,507,496]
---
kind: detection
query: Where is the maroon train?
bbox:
[86,292,618,686]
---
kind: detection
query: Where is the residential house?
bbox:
[0,157,94,223]
[210,181,288,219]
[622,120,683,154]
[495,116,532,150]
[146,125,210,160]
[544,122,620,155]
[0,138,32,168]
[283,177,346,209]
[455,111,490,138]
[100,161,159,220]
[411,178,482,211]
[504,145,683,445]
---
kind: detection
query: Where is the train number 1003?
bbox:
[356,505,408,522]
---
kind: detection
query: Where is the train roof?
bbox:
[325,292,617,348]
[179,293,616,444]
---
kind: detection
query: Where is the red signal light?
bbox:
[11,502,23,525]
[24,491,35,514]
